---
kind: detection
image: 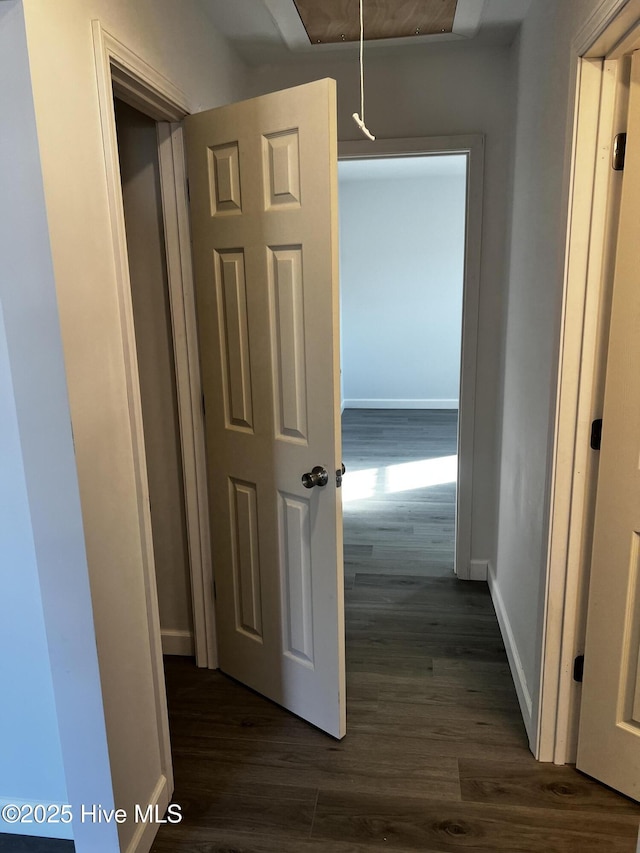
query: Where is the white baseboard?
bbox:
[124,773,170,853]
[341,400,345,413]
[343,398,459,410]
[469,559,488,581]
[161,629,194,656]
[487,562,534,743]
[0,797,73,840]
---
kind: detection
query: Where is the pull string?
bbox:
[352,0,375,140]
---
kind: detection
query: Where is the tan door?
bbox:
[185,80,345,738]
[577,50,640,799]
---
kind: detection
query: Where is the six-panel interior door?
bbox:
[184,80,346,738]
[576,50,640,800]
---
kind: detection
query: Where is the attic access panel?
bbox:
[293,0,458,44]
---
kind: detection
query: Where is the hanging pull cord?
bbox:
[352,0,375,141]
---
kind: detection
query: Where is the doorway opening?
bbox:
[114,98,195,659]
[338,154,466,584]
[338,137,484,590]
[339,135,484,586]
[95,21,216,679]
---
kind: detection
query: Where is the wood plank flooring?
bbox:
[342,409,457,578]
[149,409,640,852]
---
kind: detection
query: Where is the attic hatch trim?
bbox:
[293,0,457,46]
[263,0,484,52]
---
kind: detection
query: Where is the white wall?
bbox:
[250,41,517,565]
[0,2,116,847]
[7,1,248,849]
[339,164,466,409]
[493,0,611,745]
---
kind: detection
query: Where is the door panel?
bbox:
[185,80,345,738]
[215,249,253,430]
[577,50,640,800]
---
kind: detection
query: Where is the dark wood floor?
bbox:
[342,409,457,579]
[149,409,640,852]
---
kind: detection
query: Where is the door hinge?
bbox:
[573,654,584,683]
[202,393,206,418]
[186,177,191,201]
[613,133,626,171]
[590,418,602,450]
[213,579,217,600]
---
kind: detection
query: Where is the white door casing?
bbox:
[338,135,484,583]
[577,49,640,800]
[185,80,346,738]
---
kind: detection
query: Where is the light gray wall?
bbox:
[339,171,465,409]
[0,2,116,847]
[495,0,610,744]
[251,41,517,565]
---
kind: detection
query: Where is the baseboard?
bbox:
[469,559,488,581]
[161,629,194,657]
[0,797,73,840]
[487,562,534,742]
[341,400,345,413]
[124,773,170,853]
[343,398,459,410]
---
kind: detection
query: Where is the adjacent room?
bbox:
[338,154,466,581]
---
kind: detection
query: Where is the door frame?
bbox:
[339,135,484,581]
[538,0,640,764]
[92,20,217,680]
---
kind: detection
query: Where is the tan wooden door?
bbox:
[577,50,640,799]
[185,80,345,738]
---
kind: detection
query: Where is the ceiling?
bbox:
[338,154,467,182]
[200,0,533,64]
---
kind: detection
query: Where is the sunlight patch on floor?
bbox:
[343,455,457,503]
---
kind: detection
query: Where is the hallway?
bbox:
[151,411,640,852]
